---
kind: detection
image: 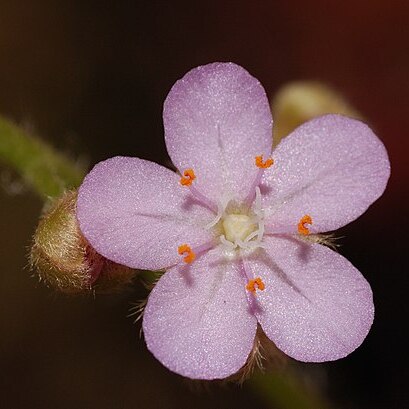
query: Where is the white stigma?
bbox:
[222,214,257,243]
[217,187,266,252]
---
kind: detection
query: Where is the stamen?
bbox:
[194,241,216,255]
[246,277,265,293]
[254,187,265,241]
[178,244,196,263]
[244,155,274,206]
[298,215,313,235]
[179,168,218,213]
[180,169,196,186]
[255,155,274,169]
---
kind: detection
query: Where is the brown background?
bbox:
[0,1,408,408]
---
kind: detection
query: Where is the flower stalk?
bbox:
[249,370,330,409]
[0,115,85,198]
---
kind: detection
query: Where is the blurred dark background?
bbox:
[0,1,408,408]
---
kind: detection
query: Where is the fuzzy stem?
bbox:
[0,115,85,198]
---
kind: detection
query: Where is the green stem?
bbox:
[249,370,331,409]
[0,115,85,198]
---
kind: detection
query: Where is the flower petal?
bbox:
[143,247,257,379]
[245,236,374,362]
[262,114,390,233]
[77,157,213,270]
[164,62,273,203]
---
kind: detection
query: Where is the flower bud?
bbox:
[272,81,361,145]
[30,190,136,294]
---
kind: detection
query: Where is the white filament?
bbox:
[205,192,232,229]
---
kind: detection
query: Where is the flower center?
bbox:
[179,160,272,254]
[215,187,266,252]
[222,214,257,244]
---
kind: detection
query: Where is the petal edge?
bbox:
[77,156,213,270]
[164,62,273,203]
[143,248,257,379]
[245,236,374,362]
[263,114,390,233]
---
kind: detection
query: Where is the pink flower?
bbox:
[77,63,390,380]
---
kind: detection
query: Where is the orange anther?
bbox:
[255,155,274,169]
[178,244,196,263]
[246,277,265,294]
[180,169,196,186]
[298,215,313,235]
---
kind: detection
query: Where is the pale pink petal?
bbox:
[143,247,257,379]
[262,114,390,233]
[244,236,374,362]
[164,62,273,203]
[77,157,213,270]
